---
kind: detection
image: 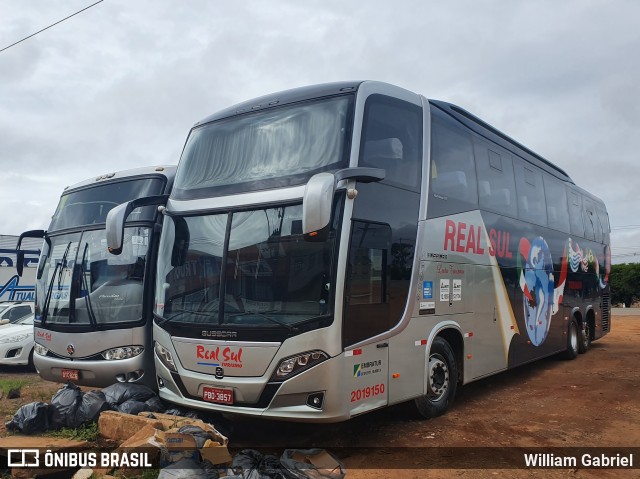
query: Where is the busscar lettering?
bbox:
[443,220,512,258]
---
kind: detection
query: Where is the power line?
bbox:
[0,0,105,54]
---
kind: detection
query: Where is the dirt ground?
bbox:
[0,311,638,478]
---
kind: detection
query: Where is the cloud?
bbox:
[0,0,638,262]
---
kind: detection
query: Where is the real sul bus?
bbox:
[107,82,610,422]
[18,166,175,388]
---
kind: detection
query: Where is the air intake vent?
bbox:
[601,292,611,332]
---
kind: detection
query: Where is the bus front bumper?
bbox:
[34,353,154,388]
[155,353,350,423]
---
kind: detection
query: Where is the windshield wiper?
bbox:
[227,310,297,331]
[42,261,61,324]
[78,243,98,327]
[57,241,72,289]
[155,309,217,326]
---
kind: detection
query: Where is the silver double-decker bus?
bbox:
[108,82,610,421]
[18,166,175,387]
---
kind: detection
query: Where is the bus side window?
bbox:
[596,204,610,241]
[427,114,478,218]
[475,142,517,217]
[359,94,422,191]
[344,221,391,347]
[568,188,584,237]
[514,160,547,226]
[543,176,570,233]
[583,197,597,241]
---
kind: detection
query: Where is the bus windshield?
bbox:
[155,203,340,328]
[37,227,150,327]
[49,178,164,231]
[172,95,353,199]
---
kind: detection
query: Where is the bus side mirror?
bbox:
[302,173,336,242]
[106,194,170,255]
[16,251,24,277]
[106,202,135,255]
[16,229,45,277]
[302,168,385,242]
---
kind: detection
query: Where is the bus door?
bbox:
[343,221,390,416]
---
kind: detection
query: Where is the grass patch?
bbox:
[0,378,30,397]
[47,422,100,442]
[113,469,161,479]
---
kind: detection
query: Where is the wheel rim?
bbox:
[427,353,449,402]
[570,323,578,351]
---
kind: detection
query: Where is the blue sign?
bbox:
[422,281,433,299]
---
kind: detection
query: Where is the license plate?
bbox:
[202,386,233,405]
[61,369,79,381]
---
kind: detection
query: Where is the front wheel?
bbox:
[564,319,579,360]
[413,336,458,419]
[27,348,35,371]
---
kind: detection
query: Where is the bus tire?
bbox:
[413,336,458,419]
[578,320,591,354]
[564,319,579,360]
[28,349,35,371]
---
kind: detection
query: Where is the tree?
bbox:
[610,263,640,307]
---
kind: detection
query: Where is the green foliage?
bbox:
[0,378,30,396]
[610,263,640,307]
[47,422,100,442]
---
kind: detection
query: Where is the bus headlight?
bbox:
[34,342,49,356]
[271,350,328,381]
[102,346,144,360]
[154,341,177,372]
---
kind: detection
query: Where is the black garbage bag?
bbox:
[102,383,156,406]
[280,449,345,479]
[177,425,217,449]
[164,407,188,416]
[158,458,220,479]
[145,395,165,413]
[50,382,84,429]
[5,402,49,434]
[230,449,286,479]
[76,390,112,425]
[117,399,150,415]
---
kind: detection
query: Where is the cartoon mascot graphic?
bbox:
[517,237,568,346]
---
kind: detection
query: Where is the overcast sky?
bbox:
[1,0,639,263]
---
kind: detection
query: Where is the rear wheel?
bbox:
[564,319,579,360]
[578,320,591,354]
[414,336,458,419]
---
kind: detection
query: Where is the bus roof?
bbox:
[194,81,363,127]
[429,100,573,184]
[63,165,177,193]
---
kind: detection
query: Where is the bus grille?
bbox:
[601,292,611,332]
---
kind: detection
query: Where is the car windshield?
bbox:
[156,202,341,328]
[173,95,353,199]
[15,314,34,326]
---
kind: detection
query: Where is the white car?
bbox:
[0,302,35,326]
[0,314,34,367]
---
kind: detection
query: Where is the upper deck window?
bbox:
[174,95,354,199]
[49,178,164,232]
